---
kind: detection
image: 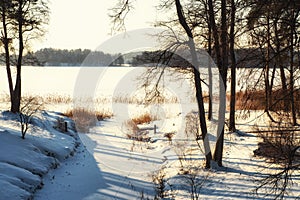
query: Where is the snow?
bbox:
[0,66,299,199]
[0,111,78,200]
[37,110,299,199]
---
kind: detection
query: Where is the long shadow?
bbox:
[78,133,155,200]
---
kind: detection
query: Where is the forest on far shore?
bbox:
[0,48,125,66]
[2,47,297,68]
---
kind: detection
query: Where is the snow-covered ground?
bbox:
[0,111,79,200]
[1,103,299,199]
[0,66,299,199]
[34,109,300,200]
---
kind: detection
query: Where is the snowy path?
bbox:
[33,114,300,200]
[34,119,164,200]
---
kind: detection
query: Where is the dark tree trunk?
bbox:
[208,0,228,167]
[175,0,212,168]
[265,14,270,112]
[290,6,297,126]
[229,0,236,132]
[11,0,24,113]
[274,19,289,111]
[1,4,14,111]
[205,0,213,121]
[264,13,276,122]
[208,20,213,121]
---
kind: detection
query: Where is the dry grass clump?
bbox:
[164,132,175,143]
[63,108,97,132]
[123,119,140,133]
[64,108,113,120]
[113,96,143,104]
[64,108,113,132]
[123,119,151,142]
[126,131,151,142]
[112,95,179,104]
[235,89,300,111]
[95,111,114,121]
[43,95,72,104]
[131,113,158,125]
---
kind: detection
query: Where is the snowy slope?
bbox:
[0,111,79,200]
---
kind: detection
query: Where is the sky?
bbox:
[34,0,162,52]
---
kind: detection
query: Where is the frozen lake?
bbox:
[0,66,298,105]
[0,66,213,102]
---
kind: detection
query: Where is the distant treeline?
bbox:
[1,47,296,68]
[0,48,125,66]
[34,48,124,66]
[130,48,298,68]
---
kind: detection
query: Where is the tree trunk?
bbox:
[290,6,297,126]
[229,0,236,132]
[1,4,15,112]
[265,14,270,113]
[205,0,213,121]
[11,0,24,113]
[264,13,276,122]
[274,18,289,111]
[175,0,212,168]
[208,25,213,121]
[210,0,228,167]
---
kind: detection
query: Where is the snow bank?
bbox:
[0,111,79,200]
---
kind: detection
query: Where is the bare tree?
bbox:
[0,0,49,113]
[229,0,237,132]
[174,0,212,168]
[207,0,229,167]
[111,0,214,168]
[246,0,300,124]
[110,0,238,168]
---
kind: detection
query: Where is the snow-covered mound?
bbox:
[0,111,79,200]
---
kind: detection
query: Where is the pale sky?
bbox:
[34,0,162,52]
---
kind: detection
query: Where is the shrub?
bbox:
[164,132,175,143]
[254,120,300,199]
[253,121,300,163]
[123,119,151,142]
[19,96,43,139]
[132,113,157,125]
[64,108,113,132]
[95,111,114,121]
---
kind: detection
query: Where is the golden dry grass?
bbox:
[235,89,300,111]
[131,113,158,125]
[63,108,113,132]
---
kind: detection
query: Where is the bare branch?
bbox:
[109,0,132,33]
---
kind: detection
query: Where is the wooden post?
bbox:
[64,121,68,132]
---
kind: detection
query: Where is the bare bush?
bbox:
[185,112,204,153]
[19,96,43,139]
[254,120,300,199]
[185,112,201,140]
[123,119,139,134]
[182,168,209,200]
[126,131,151,142]
[152,167,167,199]
[174,142,189,170]
[254,121,300,163]
[124,120,151,142]
[164,132,175,144]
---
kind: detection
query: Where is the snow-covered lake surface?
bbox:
[0,66,299,199]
